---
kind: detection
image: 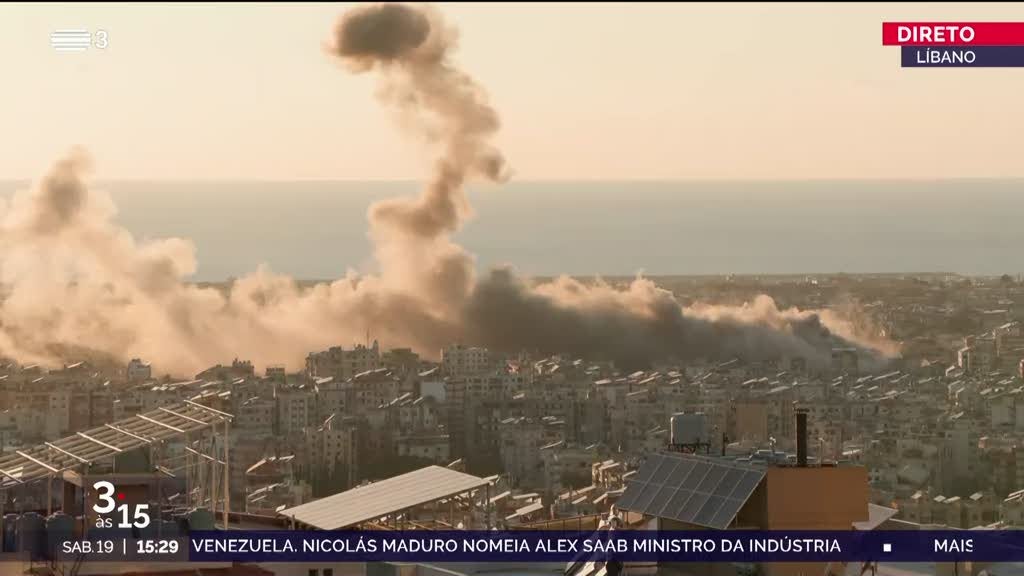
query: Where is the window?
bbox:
[309,570,319,576]
[325,570,334,576]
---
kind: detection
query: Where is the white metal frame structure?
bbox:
[0,399,234,528]
[0,400,231,485]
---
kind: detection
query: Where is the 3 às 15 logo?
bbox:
[92,481,150,529]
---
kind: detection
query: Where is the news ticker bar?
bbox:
[47,530,1024,564]
[883,22,1024,67]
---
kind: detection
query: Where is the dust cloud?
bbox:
[0,4,896,376]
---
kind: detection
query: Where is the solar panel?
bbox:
[710,500,743,528]
[662,488,691,519]
[672,458,697,483]
[696,465,727,493]
[615,480,641,509]
[280,465,489,529]
[693,495,726,526]
[617,452,765,530]
[632,482,660,511]
[633,457,660,482]
[730,470,763,500]
[676,491,707,523]
[717,467,745,493]
[650,459,679,485]
[680,463,708,490]
[646,484,677,517]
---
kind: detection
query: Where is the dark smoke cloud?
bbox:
[333,3,431,63]
[466,270,893,370]
[0,3,897,375]
[329,3,507,240]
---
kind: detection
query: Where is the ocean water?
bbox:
[0,179,1020,282]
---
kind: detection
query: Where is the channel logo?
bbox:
[50,29,91,52]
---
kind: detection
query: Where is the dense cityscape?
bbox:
[4,1,1023,575]
[2,273,1022,537]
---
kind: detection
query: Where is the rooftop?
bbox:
[278,465,488,530]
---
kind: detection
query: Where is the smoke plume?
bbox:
[0,3,896,376]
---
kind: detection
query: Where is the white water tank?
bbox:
[670,412,707,445]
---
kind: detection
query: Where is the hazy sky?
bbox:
[2,2,1023,180]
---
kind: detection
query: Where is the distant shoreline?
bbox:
[198,272,984,288]
[1,180,1021,281]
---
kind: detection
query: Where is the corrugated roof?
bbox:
[278,465,487,530]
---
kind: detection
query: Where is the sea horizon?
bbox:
[0,179,1020,282]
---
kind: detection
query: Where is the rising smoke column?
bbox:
[0,3,896,376]
[327,3,895,370]
[327,2,507,314]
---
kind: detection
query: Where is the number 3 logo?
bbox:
[94,30,108,49]
[94,480,116,514]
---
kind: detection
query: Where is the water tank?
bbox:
[45,513,74,560]
[16,512,46,559]
[141,515,180,539]
[74,515,86,540]
[158,519,179,538]
[2,513,16,552]
[187,508,216,531]
[670,412,707,446]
